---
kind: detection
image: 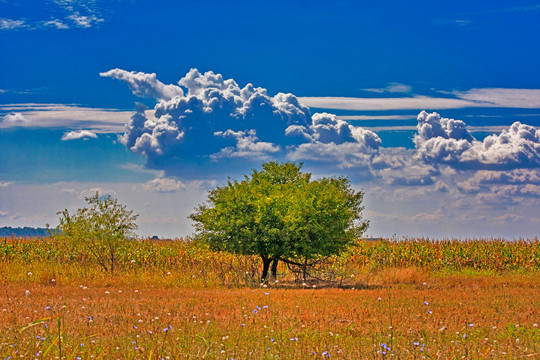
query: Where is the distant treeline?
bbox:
[0,226,50,238]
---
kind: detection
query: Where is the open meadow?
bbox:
[1,237,539,359]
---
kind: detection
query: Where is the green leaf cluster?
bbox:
[189,161,368,278]
[57,192,138,274]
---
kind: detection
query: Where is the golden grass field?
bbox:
[1,237,539,359]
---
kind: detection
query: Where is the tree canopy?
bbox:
[189,161,368,282]
[57,192,138,274]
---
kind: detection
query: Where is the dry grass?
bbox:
[1,271,539,359]
[1,237,539,358]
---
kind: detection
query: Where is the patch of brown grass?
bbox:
[1,272,538,359]
[375,266,429,286]
[1,237,538,358]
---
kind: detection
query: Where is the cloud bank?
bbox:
[101,68,540,186]
[104,68,380,174]
[4,73,540,239]
[286,112,381,169]
[414,111,540,169]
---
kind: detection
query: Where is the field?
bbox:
[1,237,539,359]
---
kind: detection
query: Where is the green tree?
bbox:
[189,161,368,282]
[57,192,138,274]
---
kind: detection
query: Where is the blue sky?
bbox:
[1,0,540,238]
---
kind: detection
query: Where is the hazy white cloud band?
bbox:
[299,88,540,111]
[0,104,141,132]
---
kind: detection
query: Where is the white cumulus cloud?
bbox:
[68,14,103,28]
[0,18,28,30]
[105,68,540,187]
[414,111,540,169]
[43,19,69,29]
[287,142,376,171]
[100,69,184,101]
[3,112,29,124]
[106,68,382,175]
[460,169,540,187]
[212,129,280,160]
[494,184,540,198]
[1,1,106,31]
[286,112,381,169]
[415,110,474,142]
[457,169,540,195]
[376,152,438,186]
[61,130,98,141]
[140,178,187,193]
[106,68,334,174]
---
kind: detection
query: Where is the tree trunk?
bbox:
[302,258,308,281]
[109,244,115,275]
[261,256,272,283]
[271,258,279,278]
[110,251,115,275]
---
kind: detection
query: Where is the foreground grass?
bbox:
[2,274,539,359]
[0,237,539,358]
